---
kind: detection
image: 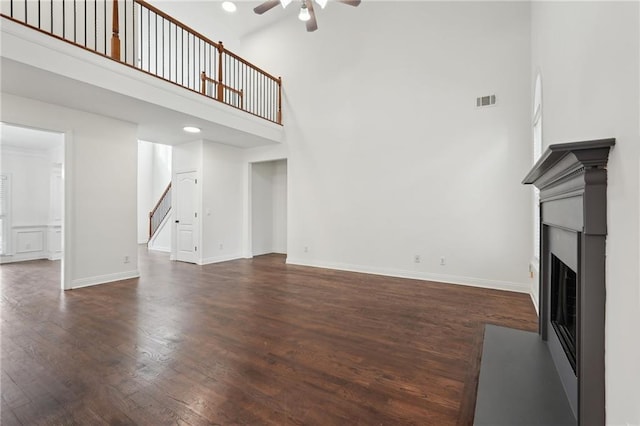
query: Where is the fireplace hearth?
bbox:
[523,138,614,425]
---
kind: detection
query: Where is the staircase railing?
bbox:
[149,182,171,240]
[1,0,282,125]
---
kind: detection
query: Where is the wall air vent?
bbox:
[476,94,497,108]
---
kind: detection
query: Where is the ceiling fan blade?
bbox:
[336,0,361,6]
[306,0,318,32]
[254,0,280,15]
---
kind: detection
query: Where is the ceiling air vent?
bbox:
[476,94,496,108]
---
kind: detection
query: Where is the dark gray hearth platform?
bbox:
[473,325,576,426]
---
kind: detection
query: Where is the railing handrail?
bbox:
[149,182,172,240]
[223,49,281,83]
[133,0,280,86]
[1,0,283,125]
[201,72,243,97]
[149,182,171,219]
[134,0,219,51]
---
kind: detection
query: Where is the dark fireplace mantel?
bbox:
[523,138,614,425]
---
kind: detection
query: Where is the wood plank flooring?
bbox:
[1,249,537,425]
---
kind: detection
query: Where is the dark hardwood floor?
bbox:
[1,249,537,425]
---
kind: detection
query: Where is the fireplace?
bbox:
[523,138,614,425]
[550,254,577,372]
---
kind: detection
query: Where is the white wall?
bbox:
[201,141,244,263]
[531,2,640,424]
[151,143,172,201]
[272,159,287,254]
[240,1,533,291]
[48,163,63,259]
[137,140,153,243]
[251,161,274,255]
[0,93,139,288]
[148,1,243,51]
[1,147,50,226]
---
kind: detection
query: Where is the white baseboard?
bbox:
[1,252,61,263]
[148,246,171,253]
[198,253,243,266]
[0,252,48,264]
[285,258,530,294]
[71,270,140,289]
[530,289,540,316]
[529,259,540,316]
[246,251,287,259]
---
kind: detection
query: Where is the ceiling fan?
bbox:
[253,0,361,32]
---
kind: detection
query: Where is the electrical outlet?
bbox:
[529,263,534,278]
[440,256,446,266]
[219,243,224,250]
[124,255,130,264]
[304,246,309,253]
[414,254,421,263]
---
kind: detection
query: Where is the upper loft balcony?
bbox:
[0,0,283,147]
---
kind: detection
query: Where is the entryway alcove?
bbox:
[250,159,287,257]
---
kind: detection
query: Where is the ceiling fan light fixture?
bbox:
[254,0,360,31]
[298,2,311,21]
[221,1,237,12]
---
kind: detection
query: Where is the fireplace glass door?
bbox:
[550,254,577,373]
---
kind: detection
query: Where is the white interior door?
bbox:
[175,171,198,263]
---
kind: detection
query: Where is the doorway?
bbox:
[0,122,65,289]
[250,159,287,256]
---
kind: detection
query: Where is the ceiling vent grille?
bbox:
[476,94,496,108]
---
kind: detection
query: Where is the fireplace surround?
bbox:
[523,138,614,425]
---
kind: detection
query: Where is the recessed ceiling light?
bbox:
[183,126,201,133]
[222,1,237,13]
